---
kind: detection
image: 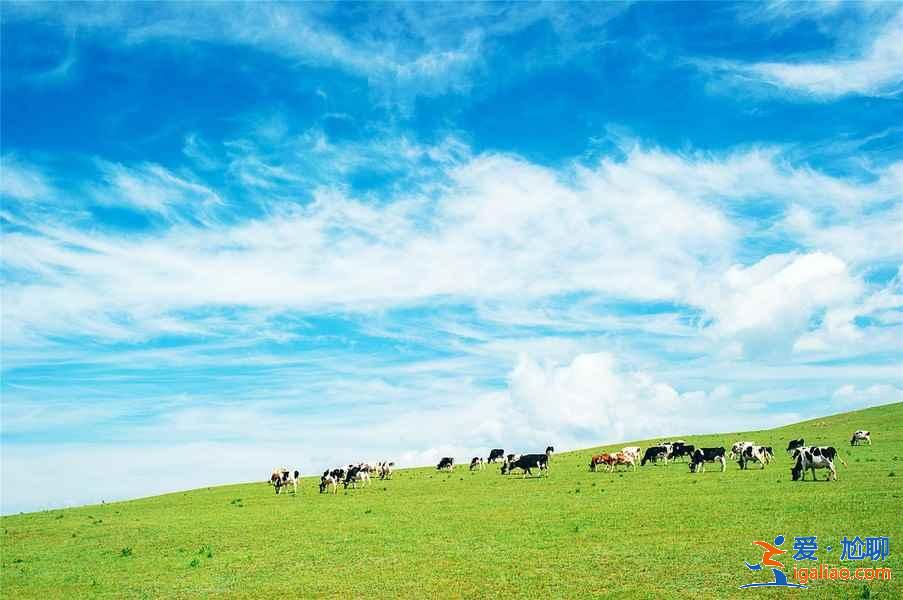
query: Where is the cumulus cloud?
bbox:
[694,252,862,355]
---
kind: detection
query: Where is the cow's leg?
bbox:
[718,456,725,472]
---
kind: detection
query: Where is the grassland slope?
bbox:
[3,403,901,599]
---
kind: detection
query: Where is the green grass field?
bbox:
[3,403,901,599]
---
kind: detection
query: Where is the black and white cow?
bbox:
[791,446,844,481]
[640,446,669,466]
[786,438,805,454]
[437,457,455,471]
[319,470,338,494]
[270,467,300,495]
[378,461,394,480]
[739,445,773,469]
[689,447,726,473]
[501,452,549,477]
[329,467,347,483]
[344,465,371,489]
[850,431,871,446]
[729,441,755,460]
[487,449,505,463]
[469,457,484,471]
[669,444,695,462]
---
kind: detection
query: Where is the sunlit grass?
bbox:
[2,403,901,599]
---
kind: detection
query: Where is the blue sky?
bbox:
[1,1,901,514]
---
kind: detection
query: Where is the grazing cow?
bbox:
[850,430,871,446]
[786,438,805,454]
[437,457,455,471]
[589,454,608,472]
[791,446,845,481]
[501,453,549,477]
[319,470,338,494]
[270,467,300,495]
[487,449,506,463]
[729,441,755,460]
[378,461,394,480]
[622,446,641,462]
[609,451,637,472]
[640,446,669,466]
[344,465,371,489]
[329,467,347,483]
[689,447,726,473]
[469,457,484,471]
[669,444,695,462]
[739,445,773,469]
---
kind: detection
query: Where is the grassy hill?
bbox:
[3,403,901,599]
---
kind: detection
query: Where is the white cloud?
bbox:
[694,252,862,355]
[782,201,903,267]
[0,344,864,514]
[2,3,623,108]
[0,156,52,201]
[832,383,903,410]
[0,147,738,346]
[92,161,223,220]
[705,9,903,98]
[4,145,900,356]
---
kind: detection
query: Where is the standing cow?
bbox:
[791,446,846,481]
[640,446,668,466]
[319,470,338,494]
[850,431,871,446]
[502,452,550,477]
[270,467,300,495]
[739,445,773,469]
[344,465,371,489]
[437,457,455,471]
[786,439,805,454]
[487,449,505,463]
[689,448,726,473]
[729,441,755,460]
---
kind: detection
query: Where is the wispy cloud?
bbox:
[700,7,903,99]
[90,161,223,221]
[0,155,53,201]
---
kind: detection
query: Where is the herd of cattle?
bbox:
[269,430,873,494]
